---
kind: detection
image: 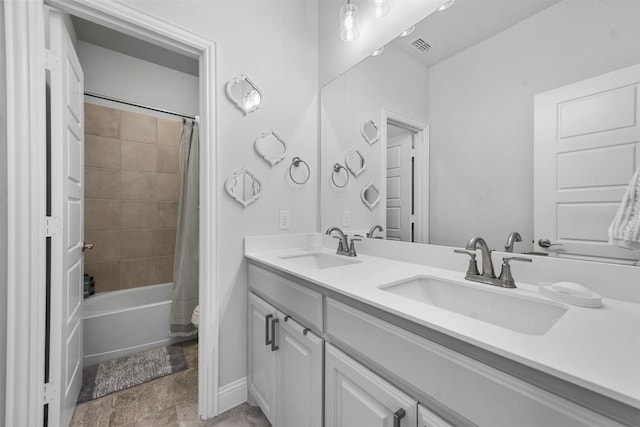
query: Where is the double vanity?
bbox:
[245,233,640,426]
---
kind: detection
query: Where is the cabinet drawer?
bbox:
[326,298,620,427]
[249,264,323,332]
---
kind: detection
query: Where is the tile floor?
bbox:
[70,340,270,426]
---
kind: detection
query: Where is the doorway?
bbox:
[382,110,429,244]
[3,1,217,425]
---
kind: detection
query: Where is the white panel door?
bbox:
[325,343,417,427]
[534,64,640,261]
[277,313,322,427]
[386,133,413,242]
[48,8,85,426]
[247,293,277,425]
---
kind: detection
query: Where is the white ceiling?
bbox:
[391,0,561,68]
[72,16,199,76]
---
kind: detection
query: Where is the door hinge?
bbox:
[410,214,416,223]
[411,148,416,158]
[45,216,61,237]
[44,49,59,70]
[43,382,57,404]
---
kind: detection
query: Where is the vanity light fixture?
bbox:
[399,26,415,37]
[371,46,385,57]
[340,0,360,42]
[370,0,390,18]
[438,0,456,11]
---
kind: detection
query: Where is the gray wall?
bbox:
[0,0,8,421]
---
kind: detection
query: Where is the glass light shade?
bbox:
[371,46,385,57]
[438,0,455,11]
[340,0,360,42]
[370,0,390,18]
[399,26,415,37]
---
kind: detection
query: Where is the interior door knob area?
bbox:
[82,242,94,252]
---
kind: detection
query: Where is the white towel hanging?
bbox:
[608,168,640,250]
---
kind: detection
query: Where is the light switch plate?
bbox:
[279,210,291,230]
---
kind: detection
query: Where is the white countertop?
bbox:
[245,243,640,410]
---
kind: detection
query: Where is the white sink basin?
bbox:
[280,252,362,269]
[380,276,567,335]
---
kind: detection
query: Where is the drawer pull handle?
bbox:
[393,408,406,427]
[265,314,273,346]
[270,318,280,351]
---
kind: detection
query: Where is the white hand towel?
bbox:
[608,167,640,250]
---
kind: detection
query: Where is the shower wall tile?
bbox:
[157,119,182,146]
[121,230,157,259]
[85,199,121,231]
[156,229,177,257]
[85,261,121,293]
[120,258,157,288]
[85,168,121,199]
[121,170,157,201]
[121,201,159,229]
[156,256,174,284]
[121,140,157,172]
[85,104,121,138]
[84,230,122,263]
[121,110,157,143]
[85,136,121,169]
[84,104,183,293]
[157,173,180,201]
[158,202,179,228]
[157,146,180,174]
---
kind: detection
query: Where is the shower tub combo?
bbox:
[83,282,189,366]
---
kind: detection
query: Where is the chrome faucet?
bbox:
[455,236,532,288]
[366,225,384,238]
[504,232,522,253]
[326,227,359,257]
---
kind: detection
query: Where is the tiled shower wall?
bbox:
[83,103,182,293]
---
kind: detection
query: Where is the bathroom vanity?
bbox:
[245,234,640,427]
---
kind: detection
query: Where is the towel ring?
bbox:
[331,163,349,188]
[289,156,310,185]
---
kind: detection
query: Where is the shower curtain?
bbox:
[170,119,199,337]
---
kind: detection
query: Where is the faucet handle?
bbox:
[454,249,480,278]
[348,237,361,256]
[332,235,345,251]
[454,249,476,260]
[498,256,532,288]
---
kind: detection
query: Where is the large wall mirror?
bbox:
[320,0,640,264]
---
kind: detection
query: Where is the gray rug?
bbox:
[77,345,187,404]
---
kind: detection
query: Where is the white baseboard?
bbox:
[218,377,247,414]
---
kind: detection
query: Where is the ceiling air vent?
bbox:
[409,37,431,53]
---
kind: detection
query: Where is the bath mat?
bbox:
[77,345,187,404]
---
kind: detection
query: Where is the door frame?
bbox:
[3,0,219,423]
[380,109,429,244]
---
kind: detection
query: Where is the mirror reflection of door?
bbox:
[386,123,415,242]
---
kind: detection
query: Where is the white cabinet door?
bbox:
[48,7,85,427]
[325,343,417,427]
[418,404,453,427]
[248,293,277,425]
[277,313,323,427]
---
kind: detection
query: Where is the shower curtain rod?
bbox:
[84,91,197,121]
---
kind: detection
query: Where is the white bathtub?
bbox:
[83,282,191,366]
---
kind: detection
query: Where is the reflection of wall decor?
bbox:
[289,157,311,185]
[331,163,350,188]
[361,181,380,210]
[224,167,263,207]
[345,149,366,177]
[225,74,263,115]
[254,130,287,166]
[361,120,380,145]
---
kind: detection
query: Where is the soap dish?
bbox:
[539,281,602,308]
